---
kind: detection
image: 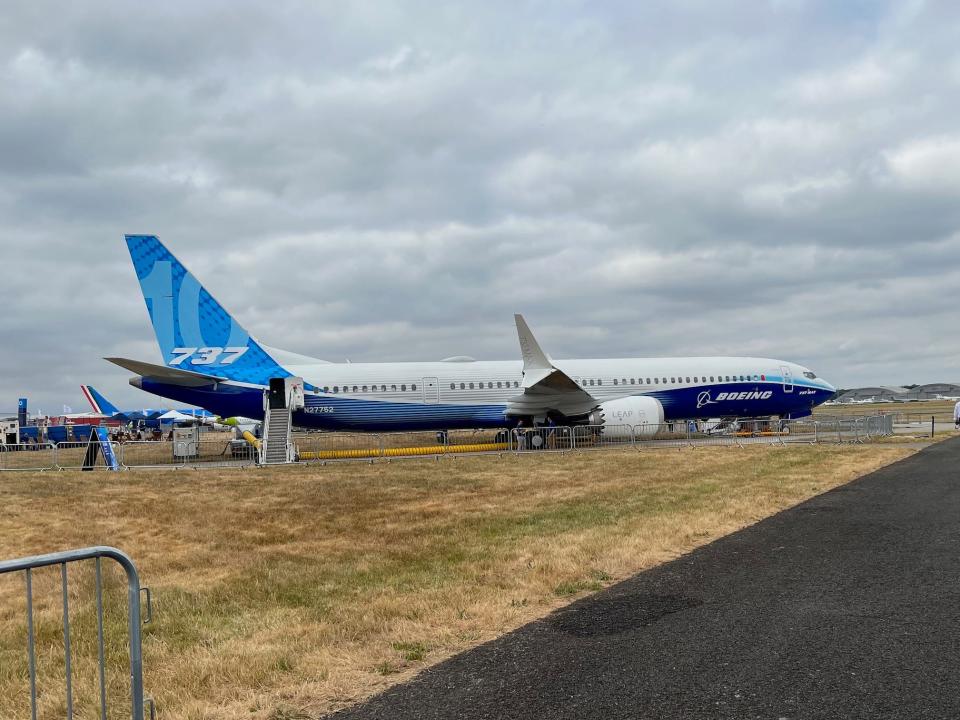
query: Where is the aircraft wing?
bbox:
[105,357,225,387]
[506,315,598,418]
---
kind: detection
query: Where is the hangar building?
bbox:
[835,384,960,403]
[835,387,908,403]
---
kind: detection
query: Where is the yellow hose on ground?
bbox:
[298,442,508,461]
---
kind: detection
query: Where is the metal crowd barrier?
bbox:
[0,443,57,471]
[120,439,258,469]
[0,413,901,471]
[0,546,152,719]
[782,414,896,444]
[54,441,120,471]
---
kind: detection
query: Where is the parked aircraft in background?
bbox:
[80,385,212,420]
[80,385,256,429]
[107,235,836,433]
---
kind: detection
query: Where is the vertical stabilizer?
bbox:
[80,386,120,416]
[124,235,291,385]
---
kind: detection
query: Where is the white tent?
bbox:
[156,410,196,423]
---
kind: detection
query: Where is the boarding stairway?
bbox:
[260,377,304,465]
[262,408,292,464]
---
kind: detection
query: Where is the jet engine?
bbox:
[587,396,665,437]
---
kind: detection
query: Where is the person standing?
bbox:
[955,399,960,430]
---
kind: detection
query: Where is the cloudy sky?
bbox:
[2,0,959,412]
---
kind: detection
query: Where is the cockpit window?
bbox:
[803,371,817,379]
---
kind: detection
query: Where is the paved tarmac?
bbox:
[332,438,960,720]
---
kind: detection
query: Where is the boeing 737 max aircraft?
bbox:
[107,235,836,432]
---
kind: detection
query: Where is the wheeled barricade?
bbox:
[0,546,153,719]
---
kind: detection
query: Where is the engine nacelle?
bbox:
[588,396,665,437]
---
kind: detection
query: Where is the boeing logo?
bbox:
[696,391,718,409]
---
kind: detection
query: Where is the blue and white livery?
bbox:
[108,235,836,432]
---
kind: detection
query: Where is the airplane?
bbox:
[79,384,257,430]
[80,384,213,421]
[105,235,837,434]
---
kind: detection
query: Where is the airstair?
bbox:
[260,377,304,465]
[262,408,292,464]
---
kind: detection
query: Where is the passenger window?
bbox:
[392,385,397,391]
[460,383,465,390]
[497,381,502,388]
[613,379,618,386]
[469,382,474,389]
[411,384,417,391]
[488,382,493,389]
[362,385,368,392]
[514,381,519,388]
[333,386,338,393]
[597,379,602,386]
[450,383,456,390]
[686,377,690,383]
[401,384,406,391]
[352,386,358,392]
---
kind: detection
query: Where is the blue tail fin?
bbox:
[125,235,291,385]
[81,385,120,415]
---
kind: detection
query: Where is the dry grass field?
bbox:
[0,443,917,719]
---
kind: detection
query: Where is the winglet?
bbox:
[515,314,553,370]
[515,314,557,387]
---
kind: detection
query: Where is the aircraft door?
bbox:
[268,377,287,409]
[781,366,794,393]
[422,377,440,404]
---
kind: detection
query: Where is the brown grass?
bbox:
[0,444,915,718]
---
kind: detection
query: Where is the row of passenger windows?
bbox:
[584,374,762,387]
[450,381,521,390]
[321,384,418,393]
[320,374,765,395]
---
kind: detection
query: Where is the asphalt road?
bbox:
[332,438,960,720]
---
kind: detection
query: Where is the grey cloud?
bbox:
[3,0,960,413]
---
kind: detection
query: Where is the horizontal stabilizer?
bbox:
[105,357,225,387]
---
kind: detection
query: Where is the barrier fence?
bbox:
[0,413,902,470]
[0,546,152,719]
[119,438,258,469]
